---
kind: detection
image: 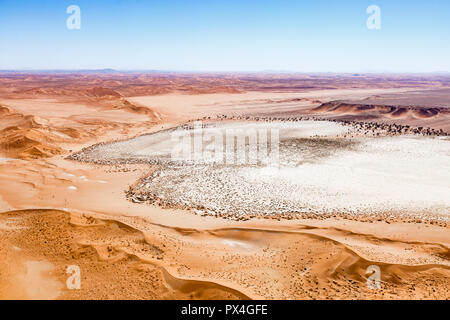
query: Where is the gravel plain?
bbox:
[70,121,450,222]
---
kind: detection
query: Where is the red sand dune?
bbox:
[311,101,450,132]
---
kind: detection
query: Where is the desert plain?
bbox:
[0,72,449,299]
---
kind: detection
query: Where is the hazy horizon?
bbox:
[2,69,450,75]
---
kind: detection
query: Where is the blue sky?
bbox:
[1,0,449,72]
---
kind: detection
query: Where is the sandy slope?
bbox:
[1,208,449,299]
